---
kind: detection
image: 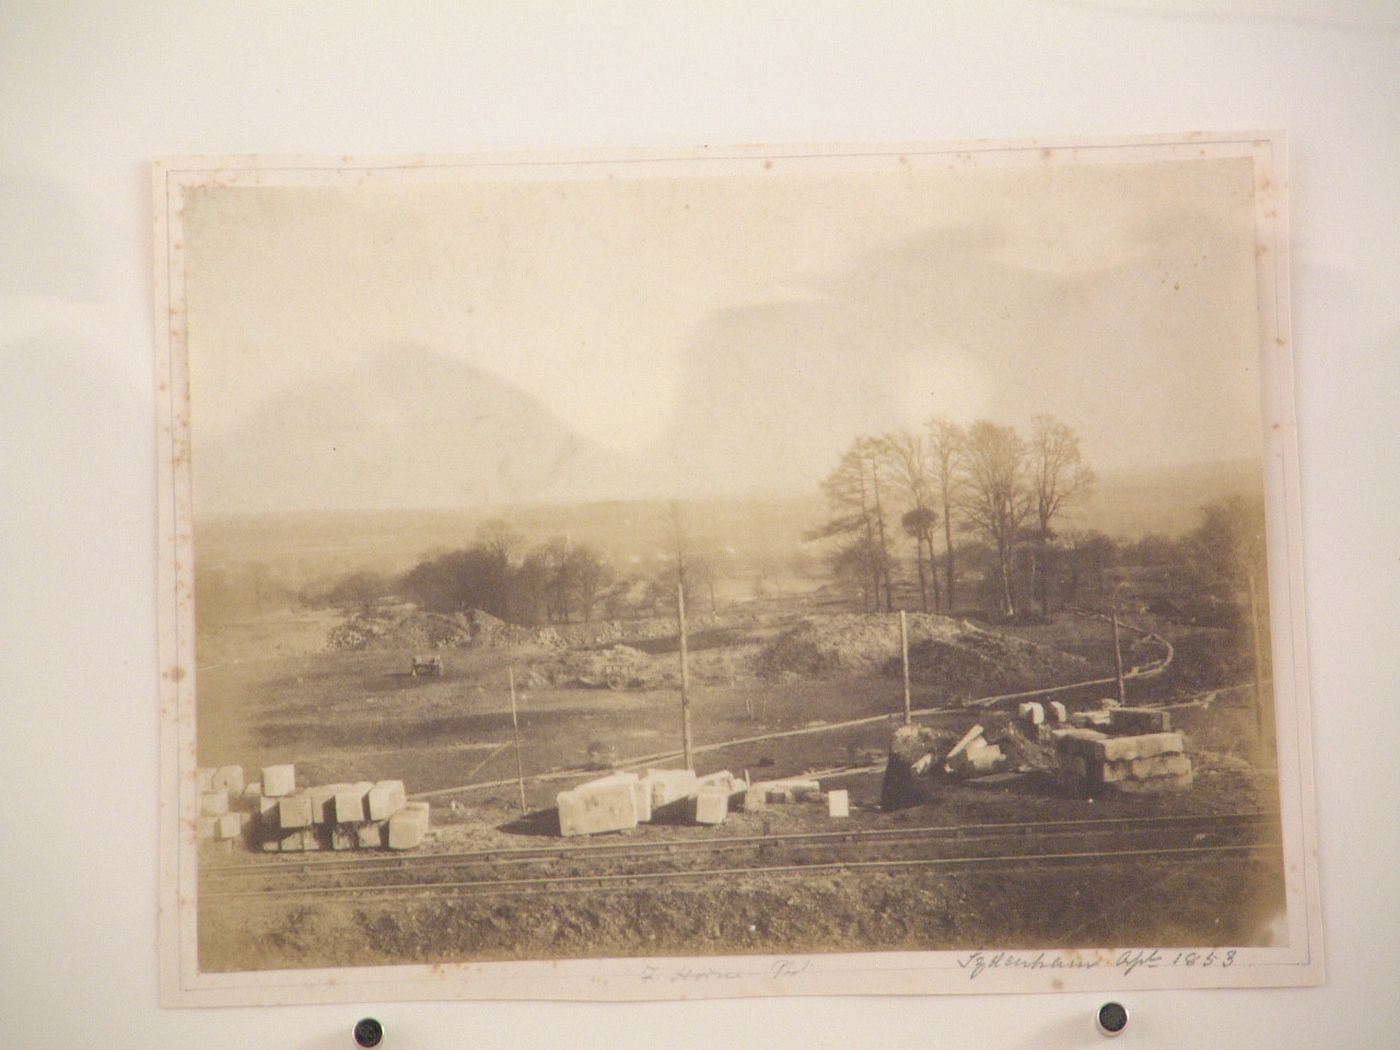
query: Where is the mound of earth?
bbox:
[754,613,1090,700]
[326,610,471,651]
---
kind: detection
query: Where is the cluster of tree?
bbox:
[814,415,1095,619]
[397,522,615,624]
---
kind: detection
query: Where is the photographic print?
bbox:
[155,135,1320,1004]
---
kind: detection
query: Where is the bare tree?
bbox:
[567,544,613,622]
[960,420,1031,617]
[1028,414,1096,614]
[812,439,894,611]
[926,416,966,610]
[884,428,940,612]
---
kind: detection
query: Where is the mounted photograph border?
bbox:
[153,131,1320,1007]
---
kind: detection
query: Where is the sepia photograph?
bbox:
[155,135,1319,1004]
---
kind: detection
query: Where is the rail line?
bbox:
[202,811,1278,901]
[203,842,1281,904]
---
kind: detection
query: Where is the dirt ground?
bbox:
[195,605,1284,971]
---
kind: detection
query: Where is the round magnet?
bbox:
[353,1017,384,1048]
[1096,1001,1129,1037]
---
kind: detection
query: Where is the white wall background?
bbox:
[2,2,1397,1046]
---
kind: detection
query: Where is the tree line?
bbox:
[814,415,1270,624]
[814,414,1097,619]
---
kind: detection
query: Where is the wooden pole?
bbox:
[1248,573,1268,741]
[678,581,694,770]
[508,667,526,812]
[899,609,912,726]
[1111,607,1126,704]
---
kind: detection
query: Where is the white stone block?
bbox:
[388,802,431,849]
[199,789,229,816]
[277,792,313,829]
[260,764,296,797]
[334,785,369,824]
[557,781,637,837]
[827,789,850,818]
[211,765,245,796]
[692,788,728,825]
[1049,701,1068,722]
[367,780,408,821]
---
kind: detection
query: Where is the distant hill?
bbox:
[192,346,641,515]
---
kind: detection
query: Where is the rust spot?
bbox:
[1276,337,1287,347]
[1257,244,1269,257]
[1041,148,1053,160]
[763,159,773,171]
[1052,978,1065,990]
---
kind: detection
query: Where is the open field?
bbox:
[195,598,1283,971]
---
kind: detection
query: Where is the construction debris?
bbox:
[195,763,428,852]
[1056,731,1193,797]
[880,724,951,810]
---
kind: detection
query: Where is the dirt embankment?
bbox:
[754,613,1090,700]
[325,608,719,655]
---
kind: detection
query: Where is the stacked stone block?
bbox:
[195,764,427,852]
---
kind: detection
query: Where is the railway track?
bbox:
[201,811,1280,903]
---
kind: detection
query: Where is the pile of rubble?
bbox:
[196,763,430,853]
[556,768,848,836]
[880,698,1194,806]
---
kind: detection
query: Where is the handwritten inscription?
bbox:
[958,948,1237,981]
[639,959,813,984]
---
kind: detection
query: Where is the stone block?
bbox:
[196,767,214,792]
[366,780,407,821]
[1106,770,1195,795]
[945,724,985,760]
[1109,706,1172,735]
[260,764,296,798]
[331,826,358,851]
[1101,753,1193,784]
[827,789,850,818]
[196,815,220,841]
[388,802,431,849]
[557,781,637,837]
[1053,728,1109,757]
[280,828,323,851]
[1017,702,1045,725]
[948,742,1008,779]
[697,770,737,793]
[1049,701,1068,723]
[645,768,698,807]
[1070,710,1113,728]
[211,765,245,796]
[257,795,280,821]
[243,782,263,801]
[1093,732,1184,763]
[308,783,352,824]
[692,788,728,825]
[199,789,229,816]
[356,821,387,849]
[277,792,314,829]
[334,785,369,824]
[216,812,246,839]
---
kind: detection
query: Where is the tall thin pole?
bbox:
[1111,607,1126,705]
[678,582,693,770]
[899,610,912,726]
[508,667,526,812]
[1248,573,1267,741]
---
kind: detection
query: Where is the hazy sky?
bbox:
[182,152,1266,511]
